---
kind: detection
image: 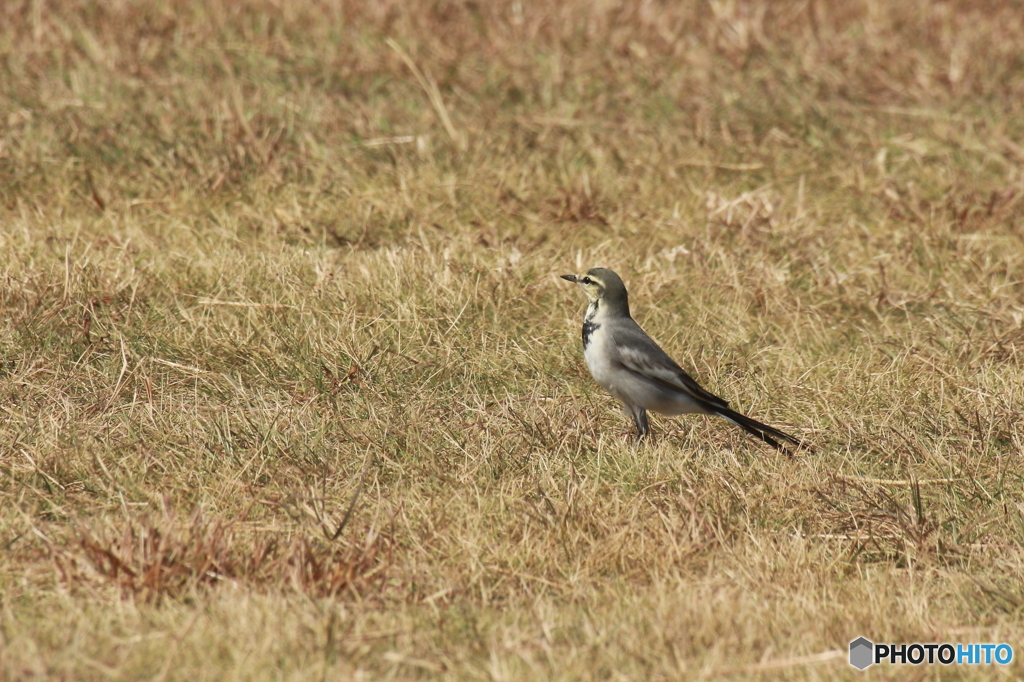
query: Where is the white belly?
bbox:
[582,318,707,416]
[583,332,618,394]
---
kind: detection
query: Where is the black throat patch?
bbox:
[582,320,600,349]
[582,303,600,349]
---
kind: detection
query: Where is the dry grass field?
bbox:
[3,0,1024,679]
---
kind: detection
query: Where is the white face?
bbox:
[562,272,605,303]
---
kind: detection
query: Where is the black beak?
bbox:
[560,274,577,282]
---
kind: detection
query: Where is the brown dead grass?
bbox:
[3,0,1024,679]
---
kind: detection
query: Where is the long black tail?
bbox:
[715,406,803,453]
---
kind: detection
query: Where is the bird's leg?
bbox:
[630,406,650,442]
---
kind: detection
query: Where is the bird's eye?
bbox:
[582,277,593,285]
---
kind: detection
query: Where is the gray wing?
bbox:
[611,323,729,410]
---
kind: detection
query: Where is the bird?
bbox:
[561,267,802,452]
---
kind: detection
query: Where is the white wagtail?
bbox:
[562,267,802,452]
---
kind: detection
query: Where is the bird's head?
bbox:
[561,267,629,312]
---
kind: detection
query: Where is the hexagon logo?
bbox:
[849,637,874,670]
